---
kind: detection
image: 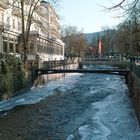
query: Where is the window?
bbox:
[30,44,34,53]
[1,13,4,23]
[18,21,21,31]
[13,19,15,29]
[6,17,10,29]
[7,17,10,25]
[3,41,8,52]
[9,42,13,52]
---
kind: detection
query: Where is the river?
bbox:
[0,71,139,140]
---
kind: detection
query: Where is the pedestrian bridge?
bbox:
[35,69,129,76]
[33,58,130,83]
[35,58,129,76]
[34,68,130,84]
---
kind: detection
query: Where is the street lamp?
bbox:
[129,20,134,70]
[129,20,132,58]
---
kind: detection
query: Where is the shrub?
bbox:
[0,53,27,99]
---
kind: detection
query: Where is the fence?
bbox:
[129,63,140,78]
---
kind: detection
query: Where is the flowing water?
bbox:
[0,72,139,140]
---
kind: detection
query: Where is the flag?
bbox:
[98,38,102,57]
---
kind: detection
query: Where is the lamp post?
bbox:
[129,20,132,58]
[129,20,133,70]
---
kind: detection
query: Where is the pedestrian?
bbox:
[130,56,135,62]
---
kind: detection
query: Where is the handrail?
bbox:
[128,62,140,78]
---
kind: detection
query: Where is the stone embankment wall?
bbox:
[128,72,140,124]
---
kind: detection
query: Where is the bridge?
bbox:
[34,68,130,84]
[32,58,130,84]
[35,69,129,76]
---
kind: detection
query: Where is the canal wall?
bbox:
[128,70,140,124]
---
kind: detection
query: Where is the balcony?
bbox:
[4,23,11,30]
[12,7,21,17]
[35,6,48,17]
[0,22,11,31]
[0,0,9,9]
[30,31,39,37]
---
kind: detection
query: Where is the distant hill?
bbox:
[83,30,116,45]
[83,31,104,45]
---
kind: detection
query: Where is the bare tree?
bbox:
[113,23,130,57]
[61,25,89,58]
[106,0,139,18]
[104,0,140,57]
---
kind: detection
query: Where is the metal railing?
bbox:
[40,59,79,69]
[81,58,128,70]
[129,62,140,78]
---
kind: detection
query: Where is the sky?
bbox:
[59,0,122,33]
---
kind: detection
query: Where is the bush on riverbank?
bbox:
[0,53,27,100]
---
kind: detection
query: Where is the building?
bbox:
[0,0,64,67]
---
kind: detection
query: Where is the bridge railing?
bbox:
[41,58,79,69]
[81,57,120,61]
[81,58,128,70]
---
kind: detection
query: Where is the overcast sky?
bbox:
[59,0,122,33]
